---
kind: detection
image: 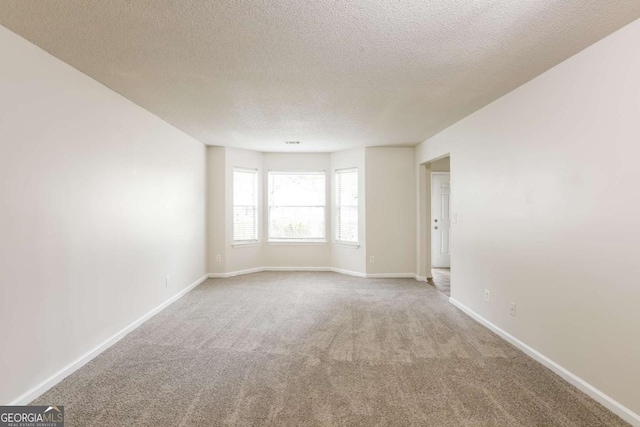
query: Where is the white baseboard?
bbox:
[8,273,209,406]
[330,267,367,278]
[264,266,332,272]
[208,267,264,278]
[208,267,330,278]
[209,267,421,280]
[449,298,640,426]
[414,274,427,282]
[365,272,415,278]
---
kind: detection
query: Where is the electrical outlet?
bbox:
[165,276,170,288]
[216,254,222,262]
[369,256,375,263]
[510,302,517,317]
[484,289,490,302]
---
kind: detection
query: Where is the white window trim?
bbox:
[267,170,327,243]
[233,167,259,244]
[232,241,260,248]
[335,167,359,245]
[333,242,360,248]
[267,241,327,245]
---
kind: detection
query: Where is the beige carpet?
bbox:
[32,272,627,426]
[429,268,451,297]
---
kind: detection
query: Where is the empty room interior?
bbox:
[1,1,640,426]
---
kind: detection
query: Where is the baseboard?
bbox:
[208,267,264,278]
[8,273,209,406]
[263,266,332,272]
[449,298,640,426]
[331,267,367,278]
[365,272,416,278]
[414,274,427,282]
[209,267,420,280]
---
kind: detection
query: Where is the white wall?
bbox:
[207,146,226,274]
[416,163,430,279]
[0,26,206,404]
[366,147,416,275]
[430,157,450,172]
[331,149,367,275]
[415,19,640,417]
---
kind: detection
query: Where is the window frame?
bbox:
[232,167,259,244]
[335,167,359,246]
[267,170,327,244]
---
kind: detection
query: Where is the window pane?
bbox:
[234,170,257,205]
[269,206,325,239]
[268,172,326,241]
[233,169,258,241]
[269,173,325,206]
[337,206,358,242]
[234,206,257,241]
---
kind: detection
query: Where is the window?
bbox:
[233,168,258,242]
[335,168,358,243]
[268,171,326,242]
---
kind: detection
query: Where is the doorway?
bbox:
[426,157,451,296]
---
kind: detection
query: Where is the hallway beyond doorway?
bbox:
[429,268,450,296]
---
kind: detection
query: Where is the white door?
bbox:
[431,173,451,267]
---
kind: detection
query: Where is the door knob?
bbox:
[434,226,438,230]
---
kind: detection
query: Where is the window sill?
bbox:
[267,240,327,245]
[334,242,360,248]
[232,241,260,248]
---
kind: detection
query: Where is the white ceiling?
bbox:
[2,1,639,152]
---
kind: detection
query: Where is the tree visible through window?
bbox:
[336,168,358,243]
[233,168,258,242]
[268,171,326,241]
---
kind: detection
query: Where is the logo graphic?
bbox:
[0,405,64,426]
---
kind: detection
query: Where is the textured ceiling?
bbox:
[1,1,639,152]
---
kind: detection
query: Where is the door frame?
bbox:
[417,154,451,282]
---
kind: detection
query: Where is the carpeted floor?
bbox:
[33,272,627,426]
[429,268,451,296]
